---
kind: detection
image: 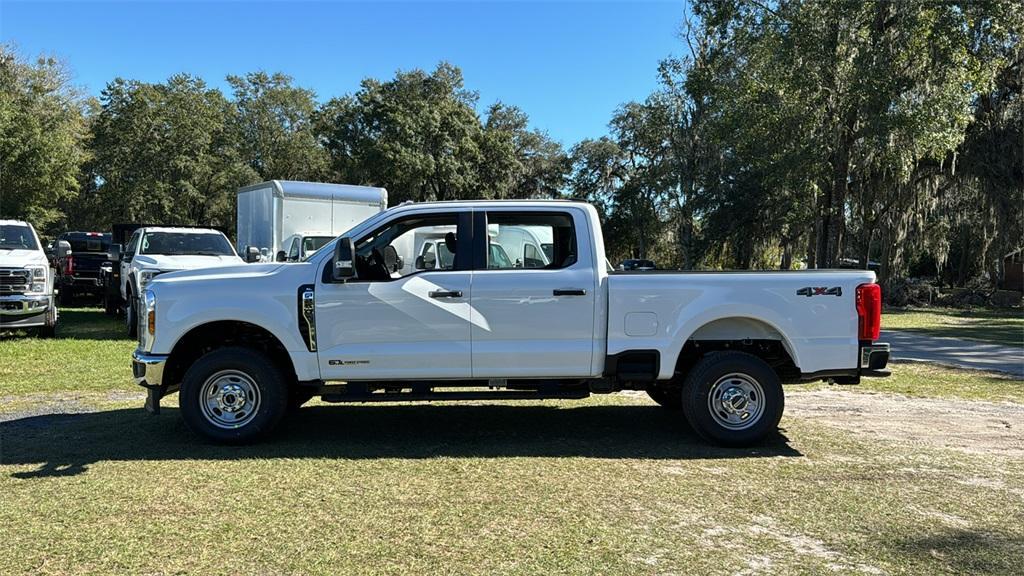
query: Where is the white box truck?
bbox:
[236,180,388,262]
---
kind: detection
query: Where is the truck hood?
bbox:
[0,248,47,268]
[135,254,244,271]
[151,263,283,285]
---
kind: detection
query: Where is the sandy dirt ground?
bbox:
[786,389,1024,458]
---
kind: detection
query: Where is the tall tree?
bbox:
[316,63,483,203]
[228,71,328,181]
[0,46,88,233]
[87,75,254,230]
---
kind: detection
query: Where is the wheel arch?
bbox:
[670,313,801,382]
[163,320,298,390]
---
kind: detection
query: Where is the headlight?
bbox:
[139,270,161,288]
[30,283,45,293]
[143,289,157,338]
[29,266,46,279]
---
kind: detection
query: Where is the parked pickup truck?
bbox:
[1,219,64,336]
[54,231,111,305]
[132,201,890,446]
[113,226,243,337]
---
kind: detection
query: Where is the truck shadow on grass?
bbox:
[2,403,800,479]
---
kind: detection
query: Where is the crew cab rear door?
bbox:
[469,209,597,378]
[314,210,474,380]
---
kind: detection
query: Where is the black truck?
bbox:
[54,231,111,305]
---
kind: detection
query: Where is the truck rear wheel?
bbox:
[681,352,783,447]
[179,347,288,444]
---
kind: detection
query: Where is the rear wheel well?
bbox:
[164,321,297,390]
[675,339,799,383]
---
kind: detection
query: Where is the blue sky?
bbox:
[1,1,688,145]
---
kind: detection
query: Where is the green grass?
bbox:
[2,396,1022,575]
[884,307,1024,347]
[0,309,136,397]
[2,309,1023,574]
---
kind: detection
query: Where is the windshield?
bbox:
[303,236,333,256]
[140,232,235,256]
[0,225,38,251]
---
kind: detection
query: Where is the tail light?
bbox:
[856,283,882,341]
[64,255,74,276]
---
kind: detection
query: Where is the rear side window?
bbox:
[484,212,577,270]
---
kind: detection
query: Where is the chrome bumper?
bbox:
[132,349,168,388]
[0,295,51,327]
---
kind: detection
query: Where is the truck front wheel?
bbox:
[179,347,288,444]
[681,352,783,447]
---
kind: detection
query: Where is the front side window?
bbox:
[289,238,301,261]
[485,212,577,270]
[141,232,235,256]
[0,225,38,250]
[352,213,462,282]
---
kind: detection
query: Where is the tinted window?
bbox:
[140,232,235,256]
[0,225,38,250]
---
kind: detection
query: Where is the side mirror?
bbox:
[245,246,261,263]
[108,244,122,262]
[332,237,355,281]
[56,240,72,259]
[276,250,288,263]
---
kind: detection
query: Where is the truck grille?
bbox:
[0,269,31,295]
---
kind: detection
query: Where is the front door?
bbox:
[470,209,597,378]
[315,210,474,380]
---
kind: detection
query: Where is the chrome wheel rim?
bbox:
[199,370,262,429]
[707,372,765,430]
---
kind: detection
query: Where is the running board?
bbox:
[319,389,591,403]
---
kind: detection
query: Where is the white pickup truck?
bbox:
[114,226,243,337]
[132,201,889,446]
[1,219,62,336]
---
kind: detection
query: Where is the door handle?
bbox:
[429,290,463,299]
[553,289,587,296]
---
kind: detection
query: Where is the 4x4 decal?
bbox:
[797,286,842,297]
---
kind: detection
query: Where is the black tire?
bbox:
[104,294,118,316]
[179,347,289,444]
[35,324,56,338]
[58,287,73,307]
[681,352,784,447]
[125,287,137,338]
[646,385,683,410]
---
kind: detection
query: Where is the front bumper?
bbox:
[132,349,167,388]
[133,349,169,415]
[0,295,52,328]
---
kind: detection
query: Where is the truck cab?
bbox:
[131,201,889,446]
[0,220,59,337]
[279,233,334,262]
[117,226,243,337]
